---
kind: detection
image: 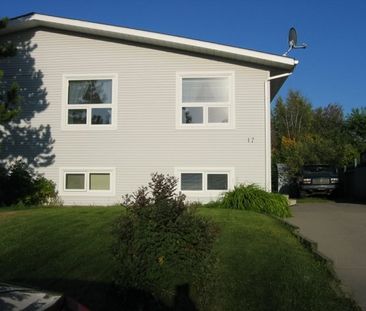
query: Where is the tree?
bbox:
[272,90,313,175]
[0,17,20,125]
[272,90,313,142]
[272,91,359,178]
[312,104,344,138]
[311,104,358,166]
[346,107,366,154]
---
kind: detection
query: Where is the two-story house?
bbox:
[0,13,298,205]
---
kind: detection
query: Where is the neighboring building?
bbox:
[0,13,298,205]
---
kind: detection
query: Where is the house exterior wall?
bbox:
[0,28,269,205]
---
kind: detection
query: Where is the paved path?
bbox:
[287,202,366,310]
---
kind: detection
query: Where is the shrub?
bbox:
[113,173,218,306]
[221,184,291,218]
[0,161,59,206]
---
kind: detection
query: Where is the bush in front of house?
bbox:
[0,161,59,206]
[221,184,291,218]
[113,173,218,306]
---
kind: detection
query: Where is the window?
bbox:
[89,173,110,190]
[181,173,203,191]
[61,168,115,195]
[176,168,233,194]
[207,173,228,190]
[65,174,85,190]
[63,74,117,129]
[177,73,234,128]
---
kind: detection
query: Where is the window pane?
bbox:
[181,173,203,191]
[182,77,229,103]
[207,174,228,190]
[90,173,110,190]
[92,108,112,124]
[68,109,87,124]
[182,107,203,124]
[65,174,85,190]
[68,80,112,104]
[208,107,229,123]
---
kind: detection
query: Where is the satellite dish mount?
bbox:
[283,27,307,56]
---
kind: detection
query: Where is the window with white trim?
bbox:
[176,168,233,194]
[63,74,117,129]
[177,73,234,128]
[61,168,115,194]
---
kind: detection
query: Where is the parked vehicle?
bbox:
[298,165,339,197]
[0,283,89,311]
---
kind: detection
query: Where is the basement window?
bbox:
[176,168,233,194]
[61,168,115,195]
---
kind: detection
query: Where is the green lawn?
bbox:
[0,207,359,311]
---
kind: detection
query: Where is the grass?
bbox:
[0,206,122,309]
[0,206,359,311]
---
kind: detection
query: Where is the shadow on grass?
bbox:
[7,278,197,311]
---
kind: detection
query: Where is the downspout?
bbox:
[264,72,292,192]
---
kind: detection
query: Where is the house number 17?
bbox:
[248,137,254,143]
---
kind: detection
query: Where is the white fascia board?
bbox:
[3,13,298,71]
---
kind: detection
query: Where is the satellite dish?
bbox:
[289,27,298,48]
[283,27,307,56]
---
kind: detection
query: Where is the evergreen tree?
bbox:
[0,17,20,125]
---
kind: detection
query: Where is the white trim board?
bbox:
[3,13,298,71]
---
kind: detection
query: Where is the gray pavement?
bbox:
[287,202,366,310]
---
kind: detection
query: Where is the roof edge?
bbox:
[2,13,298,71]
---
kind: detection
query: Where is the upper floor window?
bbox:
[62,74,117,129]
[177,72,234,129]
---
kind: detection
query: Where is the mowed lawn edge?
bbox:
[0,206,360,311]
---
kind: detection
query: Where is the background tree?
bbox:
[0,17,20,126]
[272,91,361,178]
[346,107,366,155]
[311,104,358,166]
[272,90,313,176]
[272,90,313,141]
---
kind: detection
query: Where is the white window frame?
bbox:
[176,72,235,129]
[59,167,116,196]
[175,167,234,196]
[61,74,118,130]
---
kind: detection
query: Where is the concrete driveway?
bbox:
[287,202,366,310]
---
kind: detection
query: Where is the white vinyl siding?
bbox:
[0,29,268,205]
